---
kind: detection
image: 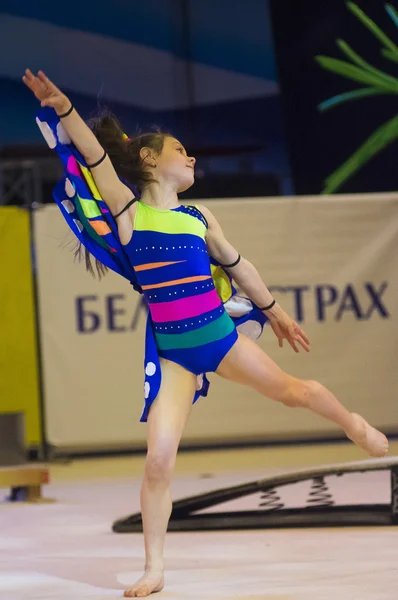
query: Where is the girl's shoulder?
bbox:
[183,203,209,229]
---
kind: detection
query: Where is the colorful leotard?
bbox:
[35,107,268,422]
[124,201,238,375]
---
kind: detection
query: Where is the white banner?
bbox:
[34,195,398,453]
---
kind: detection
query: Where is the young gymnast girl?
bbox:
[23,69,388,598]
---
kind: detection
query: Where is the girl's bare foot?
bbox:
[346,413,389,457]
[124,570,164,598]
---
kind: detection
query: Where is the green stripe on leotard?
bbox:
[155,311,235,350]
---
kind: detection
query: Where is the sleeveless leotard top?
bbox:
[122,201,238,375]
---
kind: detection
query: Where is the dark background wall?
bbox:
[1,1,397,199]
[269,0,398,195]
[0,0,293,199]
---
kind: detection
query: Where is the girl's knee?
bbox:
[281,379,319,409]
[145,443,177,484]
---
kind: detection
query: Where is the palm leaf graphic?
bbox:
[316,2,398,193]
[318,88,390,112]
[382,48,398,62]
[385,3,398,29]
[315,55,398,90]
[323,113,398,194]
[347,2,397,50]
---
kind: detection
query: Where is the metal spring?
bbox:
[259,488,285,511]
[307,476,334,507]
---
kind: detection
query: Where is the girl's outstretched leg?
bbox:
[124,358,196,598]
[216,334,388,457]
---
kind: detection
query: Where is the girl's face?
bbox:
[155,137,196,193]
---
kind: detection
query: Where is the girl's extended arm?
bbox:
[199,204,310,353]
[23,69,133,212]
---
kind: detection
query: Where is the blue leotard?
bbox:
[122,201,238,375]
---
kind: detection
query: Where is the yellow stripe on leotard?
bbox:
[134,202,206,239]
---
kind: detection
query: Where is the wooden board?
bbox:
[0,463,51,502]
[0,463,49,487]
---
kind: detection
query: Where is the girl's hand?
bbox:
[22,69,70,114]
[269,310,310,353]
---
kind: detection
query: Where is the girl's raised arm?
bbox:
[23,69,134,212]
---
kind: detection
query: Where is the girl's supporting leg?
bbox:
[124,358,197,598]
[216,334,388,457]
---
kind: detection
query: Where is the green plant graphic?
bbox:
[315,2,398,194]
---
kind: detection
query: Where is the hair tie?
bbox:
[221,254,241,269]
[122,133,131,142]
[259,299,276,312]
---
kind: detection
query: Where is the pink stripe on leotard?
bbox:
[67,156,83,178]
[149,289,221,323]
